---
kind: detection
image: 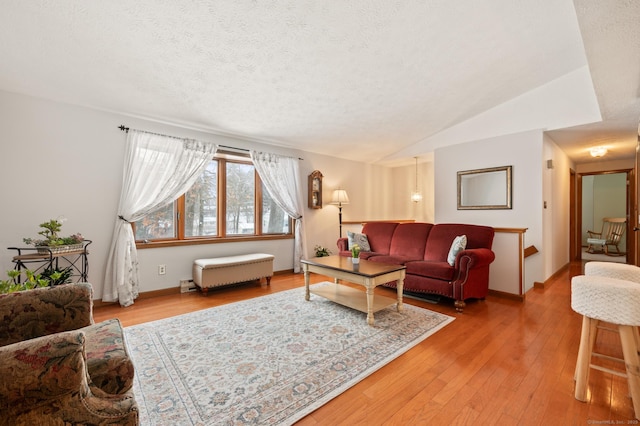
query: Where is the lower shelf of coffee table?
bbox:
[310,281,398,313]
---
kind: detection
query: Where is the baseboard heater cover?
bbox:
[180,279,197,293]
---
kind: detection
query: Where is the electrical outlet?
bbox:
[158,264,166,275]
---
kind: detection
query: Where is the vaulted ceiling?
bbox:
[0,1,638,166]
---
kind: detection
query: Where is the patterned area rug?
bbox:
[124,283,454,425]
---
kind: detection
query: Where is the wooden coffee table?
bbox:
[301,255,406,326]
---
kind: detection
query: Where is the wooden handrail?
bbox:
[524,245,539,258]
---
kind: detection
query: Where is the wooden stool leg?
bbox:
[575,316,599,380]
[619,325,640,420]
[575,316,597,401]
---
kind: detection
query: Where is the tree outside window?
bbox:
[226,162,255,235]
[134,156,292,244]
[262,183,289,234]
[185,160,218,237]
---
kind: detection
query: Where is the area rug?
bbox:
[124,282,455,425]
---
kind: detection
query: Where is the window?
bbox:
[226,161,255,235]
[185,160,218,237]
[134,155,292,245]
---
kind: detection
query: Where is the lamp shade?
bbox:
[331,189,350,205]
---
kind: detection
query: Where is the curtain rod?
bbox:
[119,125,303,160]
[118,125,188,141]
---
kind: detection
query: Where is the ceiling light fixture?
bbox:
[589,146,607,158]
[411,157,422,203]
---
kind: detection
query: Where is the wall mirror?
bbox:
[457,166,512,210]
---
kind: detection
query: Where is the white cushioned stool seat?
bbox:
[571,274,640,419]
[585,261,640,284]
[572,275,640,325]
[193,253,275,294]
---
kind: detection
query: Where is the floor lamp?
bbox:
[331,189,350,238]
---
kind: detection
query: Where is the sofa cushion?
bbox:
[368,255,418,265]
[424,223,494,261]
[389,223,433,259]
[406,260,456,281]
[359,251,380,260]
[347,231,371,251]
[447,235,467,265]
[0,284,93,347]
[0,330,87,408]
[361,222,399,255]
[82,318,134,395]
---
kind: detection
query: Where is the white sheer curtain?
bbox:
[104,130,217,306]
[250,151,307,272]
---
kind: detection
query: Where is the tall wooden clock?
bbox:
[308,170,323,209]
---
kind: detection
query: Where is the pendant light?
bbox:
[411,157,422,203]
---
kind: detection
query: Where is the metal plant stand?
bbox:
[8,240,92,283]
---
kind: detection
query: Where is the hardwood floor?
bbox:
[94,261,637,425]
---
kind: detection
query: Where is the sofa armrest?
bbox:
[337,237,349,252]
[454,248,495,270]
[0,330,87,409]
[0,330,139,424]
[0,283,94,347]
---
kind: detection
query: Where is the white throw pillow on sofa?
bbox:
[447,235,467,266]
[347,231,371,251]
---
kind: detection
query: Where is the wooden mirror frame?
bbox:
[457,165,512,210]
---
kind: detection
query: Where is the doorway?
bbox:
[576,170,631,263]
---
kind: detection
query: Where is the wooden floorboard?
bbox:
[93,261,638,424]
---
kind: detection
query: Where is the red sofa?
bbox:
[337,222,495,312]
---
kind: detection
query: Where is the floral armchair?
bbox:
[0,283,138,425]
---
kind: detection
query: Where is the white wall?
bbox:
[300,153,395,256]
[582,176,595,240]
[0,89,582,301]
[0,90,395,300]
[576,159,635,174]
[389,161,435,223]
[543,134,572,281]
[434,129,546,291]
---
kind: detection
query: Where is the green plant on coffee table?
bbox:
[23,218,84,247]
[314,245,331,257]
[0,269,49,294]
[351,244,361,258]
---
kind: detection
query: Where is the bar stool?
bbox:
[583,262,640,351]
[571,273,640,419]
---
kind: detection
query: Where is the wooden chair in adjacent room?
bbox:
[586,217,627,256]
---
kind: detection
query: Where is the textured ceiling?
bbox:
[0,0,638,165]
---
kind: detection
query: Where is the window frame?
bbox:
[135,154,294,249]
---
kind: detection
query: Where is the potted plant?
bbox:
[351,244,361,264]
[314,245,331,257]
[40,266,74,286]
[23,218,84,254]
[0,265,74,294]
[0,269,49,294]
